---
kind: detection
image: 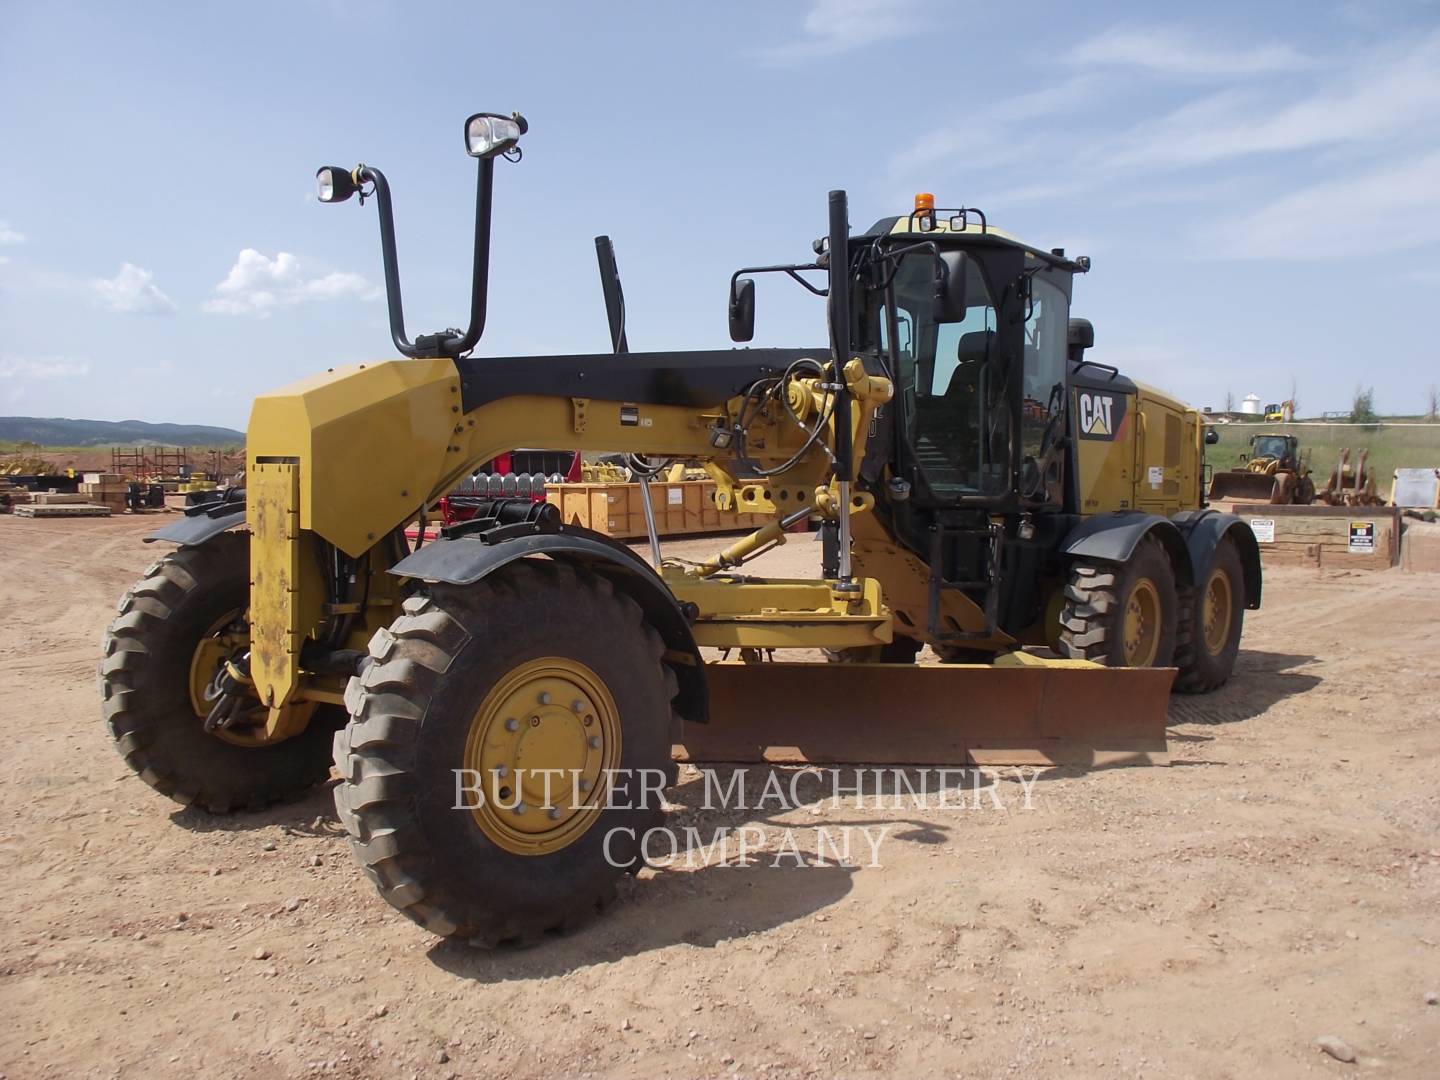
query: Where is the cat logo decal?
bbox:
[1076,391,1126,441]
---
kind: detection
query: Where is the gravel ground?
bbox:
[1,514,1438,1079]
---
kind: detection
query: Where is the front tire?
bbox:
[1058,536,1179,668]
[100,533,343,813]
[333,560,677,945]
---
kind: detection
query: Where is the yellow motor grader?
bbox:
[100,112,1260,944]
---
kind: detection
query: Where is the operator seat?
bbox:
[913,330,993,492]
[947,331,993,395]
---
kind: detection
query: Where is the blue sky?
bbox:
[2,0,1438,428]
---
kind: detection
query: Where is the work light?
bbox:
[464,112,527,158]
[315,166,358,204]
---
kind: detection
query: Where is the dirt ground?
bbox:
[2,514,1438,1079]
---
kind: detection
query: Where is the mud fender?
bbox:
[391,527,707,723]
[1170,509,1262,609]
[1060,512,1194,587]
[144,494,246,547]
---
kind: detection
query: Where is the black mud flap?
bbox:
[144,491,247,547]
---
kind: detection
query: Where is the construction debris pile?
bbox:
[2,445,234,518]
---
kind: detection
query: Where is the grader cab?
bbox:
[100,112,1261,944]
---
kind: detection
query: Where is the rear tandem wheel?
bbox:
[1174,537,1246,693]
[1058,535,1179,669]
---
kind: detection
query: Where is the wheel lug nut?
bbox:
[588,735,602,749]
[492,765,508,778]
[548,807,562,820]
[571,700,585,713]
[504,718,519,732]
[538,692,551,705]
[513,802,527,815]
[579,778,593,793]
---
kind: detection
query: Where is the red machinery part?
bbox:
[405,450,581,542]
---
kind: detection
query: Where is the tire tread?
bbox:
[332,560,677,945]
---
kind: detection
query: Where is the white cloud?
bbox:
[202,248,381,317]
[926,29,1440,217]
[0,355,93,380]
[1068,26,1315,78]
[1,354,93,408]
[0,221,24,245]
[91,263,177,315]
[1104,31,1440,169]
[757,0,923,63]
[1211,149,1440,258]
[890,75,1100,177]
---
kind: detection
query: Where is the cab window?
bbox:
[883,253,1006,497]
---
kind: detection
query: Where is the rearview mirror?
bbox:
[1205,428,1220,445]
[729,278,755,342]
[1067,317,1095,363]
[934,251,969,322]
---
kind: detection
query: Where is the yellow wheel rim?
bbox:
[463,657,621,857]
[1122,578,1162,667]
[1202,568,1233,656]
[188,609,310,747]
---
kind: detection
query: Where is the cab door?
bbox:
[1020,269,1071,506]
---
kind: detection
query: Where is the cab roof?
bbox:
[858,213,1086,273]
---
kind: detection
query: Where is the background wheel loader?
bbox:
[100,112,1261,944]
[1208,433,1316,504]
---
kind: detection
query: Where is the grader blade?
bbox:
[675,657,1174,767]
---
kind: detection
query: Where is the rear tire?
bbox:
[100,533,343,813]
[333,560,677,945]
[1174,538,1245,693]
[1058,536,1179,668]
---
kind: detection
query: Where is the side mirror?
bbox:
[1067,317,1095,350]
[729,278,755,343]
[1205,428,1220,445]
[934,251,969,322]
[1067,317,1095,363]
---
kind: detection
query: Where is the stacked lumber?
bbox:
[80,473,128,514]
[31,491,89,505]
[15,503,112,518]
[0,477,32,511]
[9,483,119,519]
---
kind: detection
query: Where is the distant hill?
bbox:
[0,416,244,447]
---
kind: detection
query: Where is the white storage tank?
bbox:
[1240,394,1262,416]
